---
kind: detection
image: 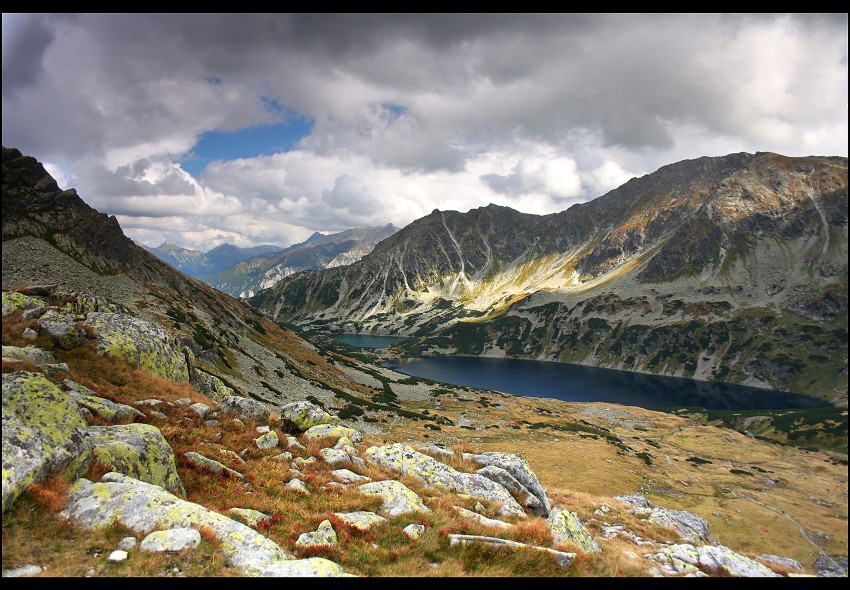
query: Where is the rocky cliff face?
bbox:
[249,152,848,403]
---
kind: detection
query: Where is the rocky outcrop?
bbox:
[645,544,780,577]
[36,310,85,350]
[2,291,45,317]
[87,423,186,497]
[647,507,716,545]
[65,379,146,423]
[60,472,349,576]
[364,443,526,517]
[547,507,602,553]
[2,371,92,513]
[358,480,431,517]
[334,511,387,531]
[83,313,189,382]
[220,395,270,422]
[448,534,576,567]
[296,520,337,548]
[183,451,245,481]
[465,451,551,516]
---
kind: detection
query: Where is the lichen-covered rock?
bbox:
[547,507,602,553]
[22,327,38,340]
[36,310,85,350]
[2,345,57,365]
[227,508,271,527]
[303,423,362,443]
[333,437,358,456]
[280,401,340,432]
[193,370,237,403]
[62,294,130,316]
[645,544,780,577]
[2,371,92,513]
[255,431,279,449]
[319,448,350,465]
[59,473,346,576]
[64,381,146,423]
[1,291,44,317]
[296,519,337,548]
[758,554,803,571]
[464,451,550,516]
[219,395,270,422]
[364,443,525,517]
[333,511,387,531]
[415,443,454,458]
[140,527,201,553]
[331,469,371,484]
[188,403,211,419]
[358,480,431,517]
[449,534,576,568]
[83,312,189,382]
[648,507,716,544]
[87,423,186,497]
[285,478,309,494]
[259,557,348,577]
[476,465,545,516]
[284,435,307,452]
[183,451,245,481]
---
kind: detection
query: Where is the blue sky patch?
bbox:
[180,109,314,177]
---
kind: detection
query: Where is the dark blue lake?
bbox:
[381,355,829,411]
[328,334,412,349]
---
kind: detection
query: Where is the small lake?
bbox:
[328,333,412,349]
[381,355,829,411]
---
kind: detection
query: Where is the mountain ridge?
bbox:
[249,151,848,403]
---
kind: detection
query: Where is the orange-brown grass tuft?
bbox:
[25,475,71,513]
[84,458,113,483]
[507,516,553,546]
[196,524,219,545]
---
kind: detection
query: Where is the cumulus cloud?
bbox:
[2,13,846,251]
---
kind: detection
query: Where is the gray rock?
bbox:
[456,506,512,530]
[2,344,57,364]
[36,310,85,350]
[303,423,363,443]
[192,370,237,403]
[547,507,602,553]
[60,473,350,576]
[464,451,551,516]
[319,448,350,466]
[83,313,189,382]
[333,511,387,531]
[88,423,186,497]
[2,371,92,513]
[646,544,781,577]
[22,327,37,340]
[107,550,128,562]
[476,465,545,516]
[285,478,309,494]
[220,396,270,422]
[183,451,245,481]
[403,523,426,540]
[280,401,340,432]
[295,520,337,548]
[648,507,716,544]
[117,536,137,551]
[358,480,431,517]
[758,554,803,571]
[365,443,525,517]
[331,469,371,484]
[284,435,307,452]
[2,564,43,577]
[188,403,211,419]
[814,554,848,577]
[227,508,271,527]
[255,431,279,449]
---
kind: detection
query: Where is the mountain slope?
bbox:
[207,224,398,299]
[249,152,848,403]
[144,240,282,278]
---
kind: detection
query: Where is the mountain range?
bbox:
[143,241,283,278]
[248,152,848,404]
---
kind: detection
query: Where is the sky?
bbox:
[2,13,848,252]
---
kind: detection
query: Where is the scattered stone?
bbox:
[284,435,307,452]
[36,310,86,350]
[319,448,350,466]
[415,443,454,458]
[118,536,137,551]
[464,451,551,516]
[149,411,168,420]
[758,554,803,571]
[647,507,716,545]
[2,344,57,364]
[220,449,246,464]
[296,520,337,548]
[255,431,279,449]
[174,398,193,406]
[2,291,45,317]
[303,423,363,443]
[269,451,293,462]
[615,494,653,515]
[256,426,270,434]
[107,550,128,562]
[285,479,309,494]
[22,327,37,340]
[331,469,371,484]
[294,456,317,468]
[2,564,43,577]
[333,511,387,531]
[188,403,211,419]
